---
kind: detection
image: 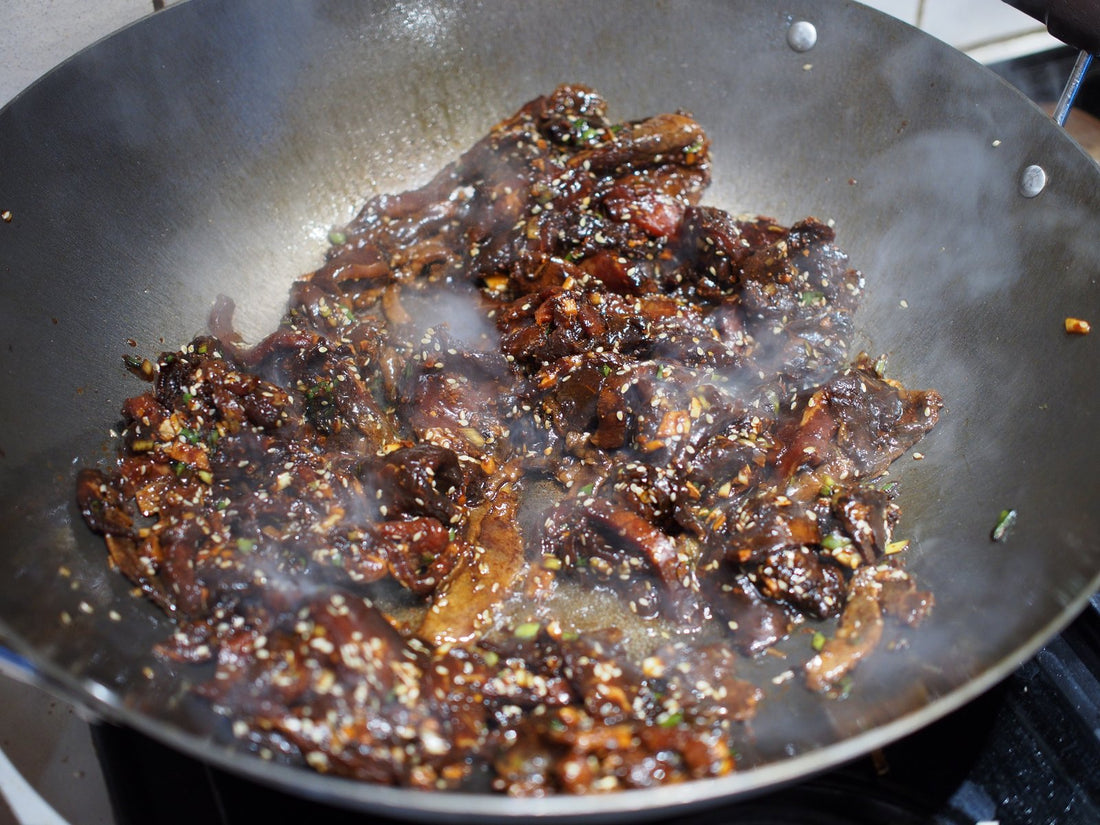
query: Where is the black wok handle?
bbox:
[1002,0,1100,54]
[1003,1,1098,123]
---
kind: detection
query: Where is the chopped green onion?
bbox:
[579,483,594,496]
[821,533,852,550]
[884,539,910,555]
[811,631,827,651]
[600,364,612,377]
[571,119,599,142]
[328,229,347,245]
[991,508,1017,542]
[196,469,214,485]
[236,538,256,553]
[799,290,825,306]
[873,354,889,377]
[659,711,684,728]
[513,622,541,640]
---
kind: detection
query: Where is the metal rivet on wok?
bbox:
[1019,164,1047,198]
[787,20,817,53]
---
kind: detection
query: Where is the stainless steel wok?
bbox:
[1,0,1098,819]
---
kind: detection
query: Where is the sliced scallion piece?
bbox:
[991,508,1017,542]
[659,711,684,728]
[513,622,540,640]
[821,533,852,550]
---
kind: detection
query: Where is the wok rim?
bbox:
[1,0,1099,818]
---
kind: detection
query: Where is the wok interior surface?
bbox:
[1,0,1098,818]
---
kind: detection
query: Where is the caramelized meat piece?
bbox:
[751,545,846,620]
[715,493,822,566]
[418,473,527,646]
[804,565,933,692]
[498,287,651,370]
[738,219,865,390]
[375,443,486,526]
[701,567,793,656]
[832,487,901,565]
[545,498,708,632]
[201,592,490,787]
[645,641,763,723]
[776,356,944,481]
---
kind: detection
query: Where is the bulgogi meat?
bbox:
[76,84,942,795]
